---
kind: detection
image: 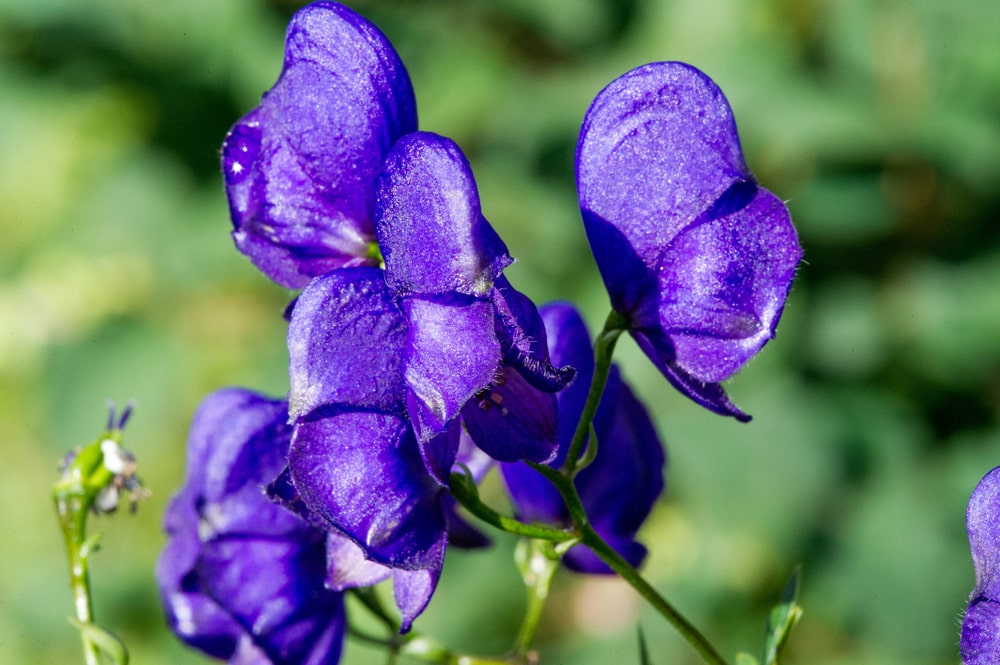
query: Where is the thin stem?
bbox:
[580,524,728,665]
[449,471,575,543]
[512,540,560,657]
[561,310,626,476]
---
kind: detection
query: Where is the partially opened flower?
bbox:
[961,465,1000,664]
[157,388,345,665]
[222,1,417,288]
[576,62,802,421]
[502,302,666,573]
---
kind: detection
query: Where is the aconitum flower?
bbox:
[157,388,345,665]
[502,303,665,573]
[961,465,1000,664]
[222,1,417,288]
[282,132,571,629]
[576,62,802,421]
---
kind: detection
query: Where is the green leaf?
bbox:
[637,625,652,665]
[69,618,129,665]
[761,567,803,665]
[736,653,761,665]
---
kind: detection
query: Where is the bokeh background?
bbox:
[1,0,998,663]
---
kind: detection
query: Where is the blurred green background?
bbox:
[1,0,998,663]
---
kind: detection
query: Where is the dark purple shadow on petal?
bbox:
[445,429,494,548]
[377,131,512,297]
[493,277,575,393]
[402,293,501,438]
[577,61,752,313]
[198,535,344,665]
[461,367,558,464]
[632,328,750,421]
[288,267,408,420]
[658,187,801,383]
[224,2,417,288]
[419,419,461,488]
[564,537,648,575]
[289,410,447,569]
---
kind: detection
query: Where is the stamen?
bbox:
[478,399,492,412]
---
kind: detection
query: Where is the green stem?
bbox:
[561,310,627,476]
[449,471,575,543]
[580,524,728,665]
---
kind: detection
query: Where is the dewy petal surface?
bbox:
[576,61,751,313]
[288,410,449,570]
[223,1,417,288]
[657,188,801,383]
[377,132,512,297]
[288,267,408,421]
[576,61,801,420]
[401,294,501,439]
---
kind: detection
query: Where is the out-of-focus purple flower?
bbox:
[222,1,417,288]
[961,465,1000,664]
[501,302,666,573]
[576,62,802,421]
[280,132,571,630]
[156,388,345,665]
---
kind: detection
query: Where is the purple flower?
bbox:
[281,132,571,630]
[576,62,802,421]
[156,388,345,665]
[222,1,417,288]
[961,465,1000,664]
[502,302,666,573]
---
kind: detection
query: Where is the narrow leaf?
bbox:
[761,566,803,665]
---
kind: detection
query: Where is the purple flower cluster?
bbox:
[158,2,800,662]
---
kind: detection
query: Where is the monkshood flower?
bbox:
[157,388,345,665]
[281,132,571,630]
[222,1,417,288]
[961,465,1000,664]
[502,302,665,573]
[576,62,802,421]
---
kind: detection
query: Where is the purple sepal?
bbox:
[376,132,512,297]
[576,62,801,419]
[288,410,450,570]
[501,303,666,573]
[962,466,1000,663]
[223,1,417,288]
[156,388,345,665]
[288,267,408,421]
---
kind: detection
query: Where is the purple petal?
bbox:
[224,2,417,288]
[376,132,512,297]
[394,564,445,634]
[493,278,575,393]
[419,419,461,488]
[461,367,558,464]
[576,61,751,313]
[962,599,1000,665]
[402,294,501,438]
[197,536,345,665]
[632,329,750,421]
[288,410,448,569]
[968,466,1000,601]
[578,367,665,537]
[325,532,393,591]
[657,188,801,383]
[288,267,408,421]
[156,537,242,660]
[563,537,648,575]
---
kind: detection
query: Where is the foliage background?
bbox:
[1,0,998,663]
